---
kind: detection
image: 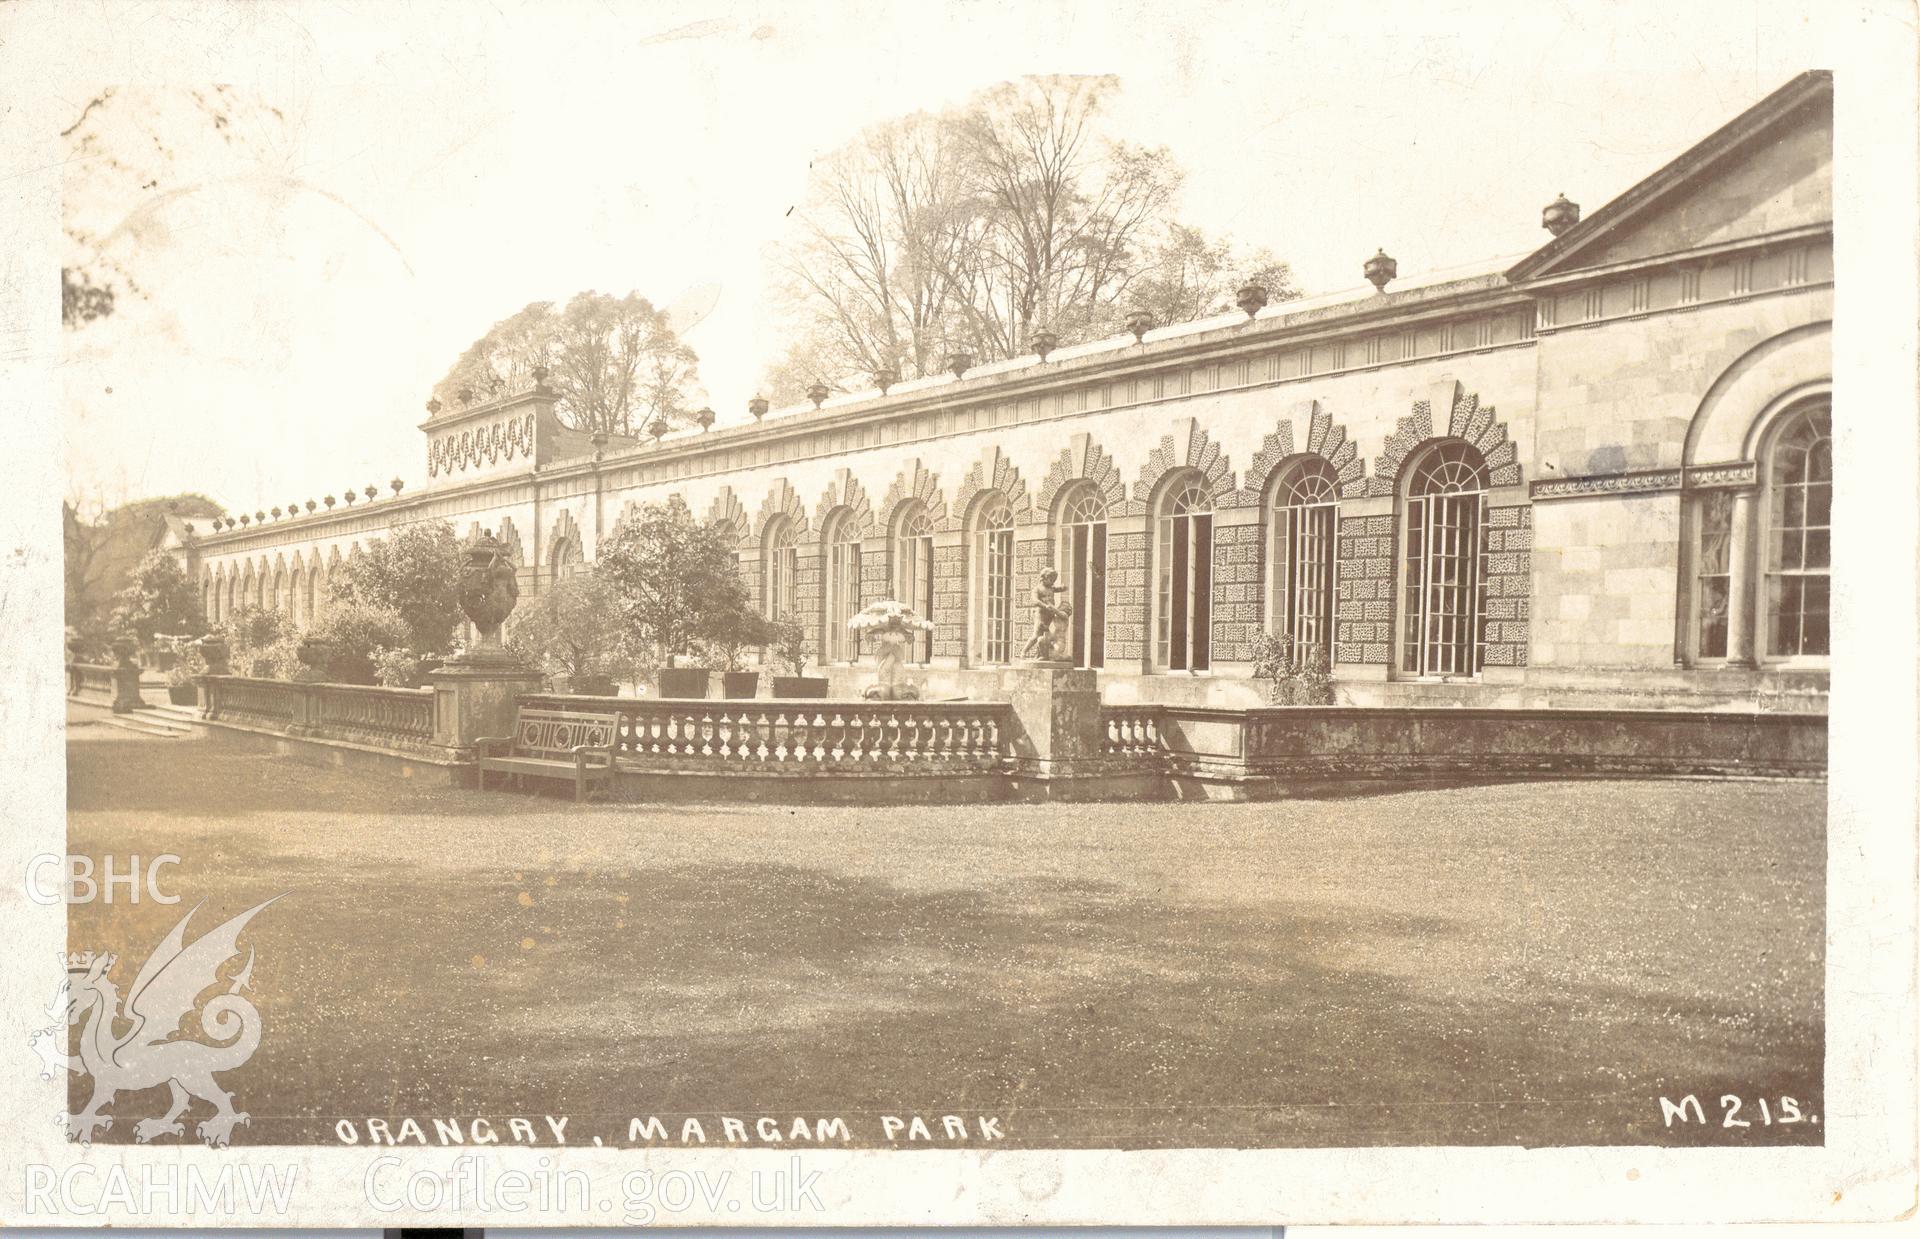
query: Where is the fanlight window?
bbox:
[823,512,863,663]
[1401,441,1490,677]
[1055,485,1108,669]
[763,518,798,622]
[1267,458,1339,667]
[973,494,1015,664]
[1154,478,1213,672]
[893,505,936,664]
[1763,406,1831,660]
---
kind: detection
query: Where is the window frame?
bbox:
[1397,439,1491,680]
[969,492,1016,666]
[1152,473,1214,673]
[1053,483,1109,670]
[1264,456,1340,669]
[892,503,937,664]
[1757,402,1832,668]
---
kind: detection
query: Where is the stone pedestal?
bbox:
[110,641,143,714]
[428,654,545,760]
[996,661,1104,780]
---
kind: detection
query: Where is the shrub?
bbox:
[306,601,412,685]
[328,521,464,656]
[767,612,811,678]
[222,605,294,678]
[513,573,626,681]
[369,645,424,688]
[1249,631,1335,706]
[699,605,773,673]
[109,548,205,647]
[165,645,208,689]
[596,496,754,668]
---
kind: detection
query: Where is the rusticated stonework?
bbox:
[1335,513,1396,664]
[1482,504,1533,667]
[754,478,811,543]
[1130,417,1239,513]
[877,459,948,532]
[1105,530,1149,664]
[1211,522,1263,662]
[1234,401,1368,504]
[814,467,876,539]
[1035,432,1128,519]
[706,486,750,545]
[1367,383,1521,495]
[931,543,967,659]
[947,445,1033,530]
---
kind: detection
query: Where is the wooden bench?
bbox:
[474,708,620,802]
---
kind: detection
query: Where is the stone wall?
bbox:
[1483,505,1533,667]
[1335,513,1396,665]
[1106,531,1149,665]
[1211,521,1263,663]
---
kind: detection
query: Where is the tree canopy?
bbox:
[765,74,1298,402]
[432,290,701,437]
[327,520,466,656]
[596,497,754,669]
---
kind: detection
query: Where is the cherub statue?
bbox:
[1019,568,1074,661]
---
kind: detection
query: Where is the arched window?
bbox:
[1053,484,1107,669]
[1762,404,1831,661]
[763,517,799,621]
[225,575,236,619]
[289,568,306,626]
[1154,476,1213,672]
[551,535,583,584]
[303,568,317,625]
[822,510,863,663]
[203,579,214,624]
[892,503,936,664]
[1266,457,1339,668]
[1400,440,1490,677]
[971,493,1015,664]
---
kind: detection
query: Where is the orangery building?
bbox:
[172,72,1834,712]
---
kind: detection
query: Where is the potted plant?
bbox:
[164,646,207,706]
[768,613,828,698]
[704,608,772,699]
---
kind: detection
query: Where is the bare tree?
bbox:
[768,74,1296,399]
[432,291,700,436]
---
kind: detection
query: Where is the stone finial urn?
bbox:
[1364,248,1397,293]
[1542,192,1580,236]
[198,635,230,675]
[1031,328,1059,360]
[807,382,830,409]
[946,351,973,378]
[874,366,899,394]
[456,529,521,659]
[748,395,769,420]
[695,406,715,431]
[111,637,138,669]
[1125,309,1153,342]
[1236,282,1269,318]
[294,635,330,681]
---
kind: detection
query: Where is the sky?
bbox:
[50,0,1839,514]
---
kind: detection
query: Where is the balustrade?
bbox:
[202,676,433,750]
[1103,706,1166,756]
[519,695,1007,772]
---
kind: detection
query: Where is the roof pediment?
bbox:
[1509,71,1832,283]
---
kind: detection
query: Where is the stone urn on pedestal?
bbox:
[428,530,544,762]
[850,601,935,701]
[293,635,331,683]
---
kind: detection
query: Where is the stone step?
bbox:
[101,711,192,739]
[144,702,202,722]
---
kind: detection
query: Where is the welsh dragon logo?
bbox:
[30,898,278,1147]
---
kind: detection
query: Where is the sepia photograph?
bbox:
[4,0,1915,1228]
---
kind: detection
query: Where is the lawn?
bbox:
[62,716,1825,1149]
